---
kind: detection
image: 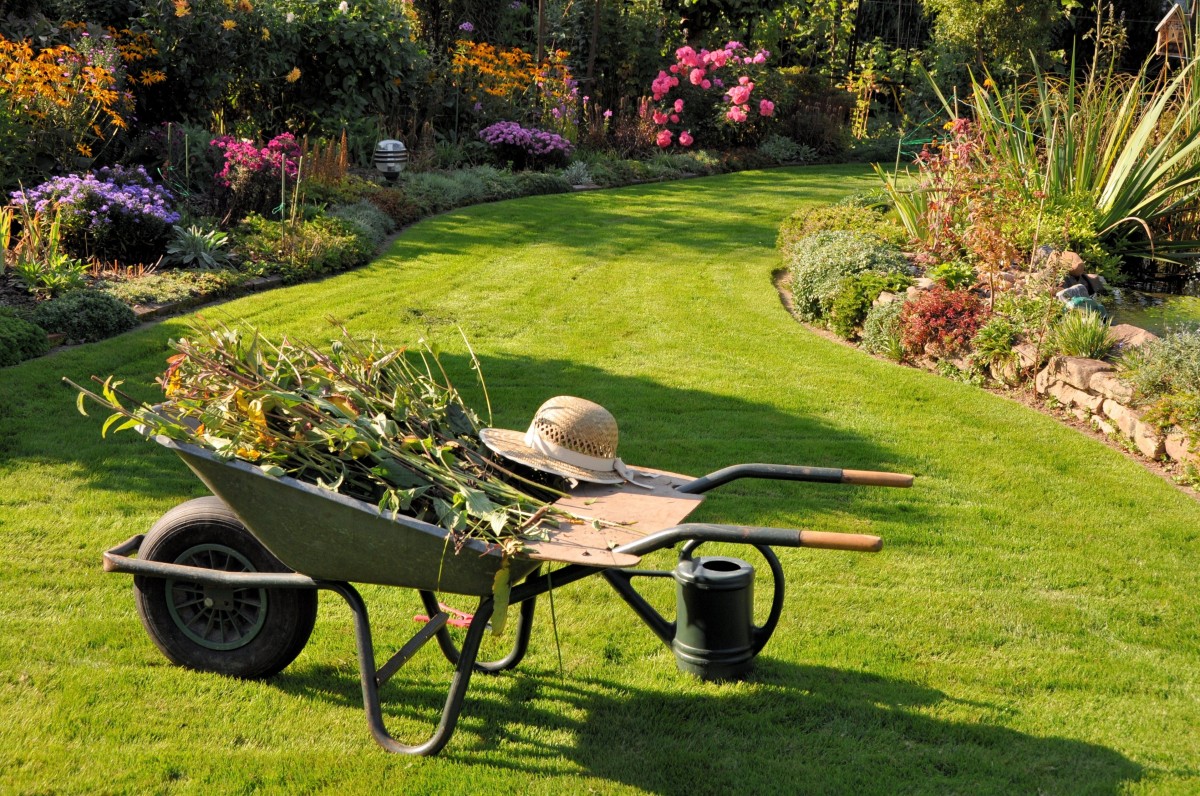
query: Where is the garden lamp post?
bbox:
[373,140,408,181]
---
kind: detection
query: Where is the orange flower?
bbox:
[173,0,190,16]
[286,67,301,82]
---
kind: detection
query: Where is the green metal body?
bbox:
[162,438,540,596]
[672,555,758,681]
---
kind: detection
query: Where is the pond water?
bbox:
[1104,286,1200,337]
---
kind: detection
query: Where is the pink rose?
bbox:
[679,130,693,147]
[738,75,751,86]
[689,67,706,86]
[752,52,766,64]
[652,110,669,125]
[728,85,753,105]
[674,98,684,113]
[670,113,679,123]
[656,129,673,147]
[701,79,711,89]
[726,105,748,123]
[669,64,680,74]
[759,99,775,117]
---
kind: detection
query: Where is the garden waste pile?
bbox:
[68,322,572,556]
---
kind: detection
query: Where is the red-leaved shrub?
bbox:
[899,286,988,359]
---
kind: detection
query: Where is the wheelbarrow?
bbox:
[103,436,912,755]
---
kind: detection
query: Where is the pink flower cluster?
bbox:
[211,133,301,187]
[649,42,775,148]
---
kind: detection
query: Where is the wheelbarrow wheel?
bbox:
[133,496,317,679]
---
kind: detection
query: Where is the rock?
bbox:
[914,277,936,290]
[1090,372,1134,404]
[1110,324,1158,350]
[1048,250,1086,277]
[1047,381,1103,412]
[874,291,898,306]
[1101,399,1139,439]
[998,271,1019,284]
[1035,366,1053,394]
[1166,432,1195,464]
[1047,356,1114,391]
[1014,342,1041,370]
[1095,417,1115,436]
[990,360,1019,385]
[906,286,923,301]
[1134,422,1165,459]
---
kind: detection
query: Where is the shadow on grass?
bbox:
[1,347,920,525]
[278,655,1140,794]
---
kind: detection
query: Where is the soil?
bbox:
[0,272,41,314]
[771,268,1199,501]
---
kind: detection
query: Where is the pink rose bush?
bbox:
[648,41,776,148]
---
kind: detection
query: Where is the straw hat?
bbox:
[480,396,646,486]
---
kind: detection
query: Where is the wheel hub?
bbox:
[165,543,269,651]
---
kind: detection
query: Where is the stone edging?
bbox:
[1033,353,1196,466]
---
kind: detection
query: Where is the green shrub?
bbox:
[1048,310,1117,360]
[971,314,1021,371]
[927,260,976,290]
[777,203,907,250]
[234,214,374,282]
[861,300,905,361]
[0,308,50,367]
[514,171,573,196]
[328,202,397,247]
[97,269,247,306]
[472,166,523,202]
[828,272,914,340]
[787,231,909,322]
[758,134,817,164]
[1119,327,1200,401]
[31,289,138,343]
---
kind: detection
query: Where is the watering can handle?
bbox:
[678,540,786,656]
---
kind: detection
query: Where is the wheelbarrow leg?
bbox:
[326,581,494,756]
[421,588,537,673]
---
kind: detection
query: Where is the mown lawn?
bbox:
[1,165,1197,794]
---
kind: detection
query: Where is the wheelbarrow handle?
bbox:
[676,463,913,494]
[615,523,882,555]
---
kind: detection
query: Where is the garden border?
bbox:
[771,267,1200,500]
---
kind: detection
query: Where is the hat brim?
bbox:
[479,427,625,485]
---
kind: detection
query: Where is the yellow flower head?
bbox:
[222,19,237,30]
[261,27,270,40]
[286,67,301,83]
[983,77,996,90]
[173,0,191,16]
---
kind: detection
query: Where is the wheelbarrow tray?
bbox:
[161,438,706,596]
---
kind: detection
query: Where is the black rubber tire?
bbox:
[133,496,317,679]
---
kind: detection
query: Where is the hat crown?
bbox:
[531,397,618,459]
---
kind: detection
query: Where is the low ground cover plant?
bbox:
[786,230,909,322]
[0,307,49,366]
[31,288,137,343]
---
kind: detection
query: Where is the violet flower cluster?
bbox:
[11,166,179,262]
[211,133,301,187]
[479,121,573,161]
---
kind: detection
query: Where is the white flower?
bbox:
[285,11,295,22]
[338,1,348,11]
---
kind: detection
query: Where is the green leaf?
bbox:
[258,464,286,477]
[491,561,512,637]
[75,390,88,417]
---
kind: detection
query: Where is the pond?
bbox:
[1104,285,1200,337]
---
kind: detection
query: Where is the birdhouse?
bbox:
[1156,0,1193,60]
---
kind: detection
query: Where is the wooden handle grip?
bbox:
[841,469,914,488]
[797,530,883,552]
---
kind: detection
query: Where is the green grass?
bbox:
[2,165,1198,793]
